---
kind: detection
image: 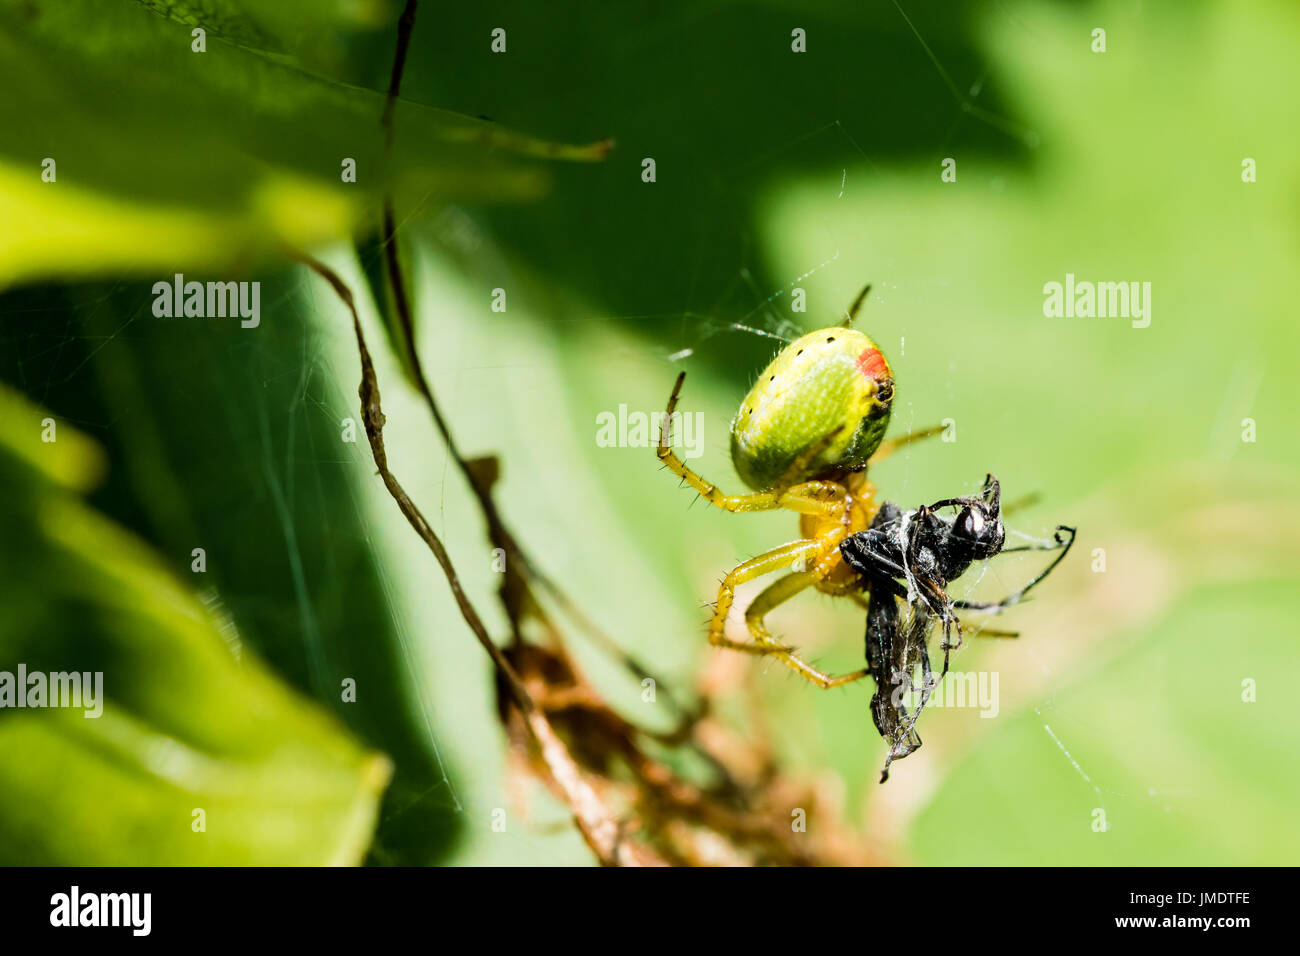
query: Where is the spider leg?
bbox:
[708,541,817,653]
[841,283,872,327]
[868,424,946,465]
[707,541,870,690]
[744,572,871,689]
[657,373,844,516]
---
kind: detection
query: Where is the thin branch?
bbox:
[381,0,418,149]
[360,3,672,864]
[375,4,680,723]
[294,251,662,867]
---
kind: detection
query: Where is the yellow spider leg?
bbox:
[708,540,815,648]
[744,569,817,628]
[707,541,870,690]
[657,373,843,516]
[744,572,871,689]
[869,424,945,465]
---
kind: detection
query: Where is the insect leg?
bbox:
[953,525,1077,613]
[706,541,868,689]
[868,424,946,465]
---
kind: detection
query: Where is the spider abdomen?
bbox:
[729,327,894,490]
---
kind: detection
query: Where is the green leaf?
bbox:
[912,577,1300,865]
[132,0,394,62]
[0,384,391,865]
[0,0,609,289]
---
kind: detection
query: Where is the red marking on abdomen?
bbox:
[857,347,889,381]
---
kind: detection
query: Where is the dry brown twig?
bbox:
[295,251,662,866]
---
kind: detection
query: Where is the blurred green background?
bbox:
[0,0,1297,864]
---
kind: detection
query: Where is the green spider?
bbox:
[656,287,944,689]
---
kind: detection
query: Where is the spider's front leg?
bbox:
[656,373,844,517]
[867,423,946,465]
[708,537,870,690]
